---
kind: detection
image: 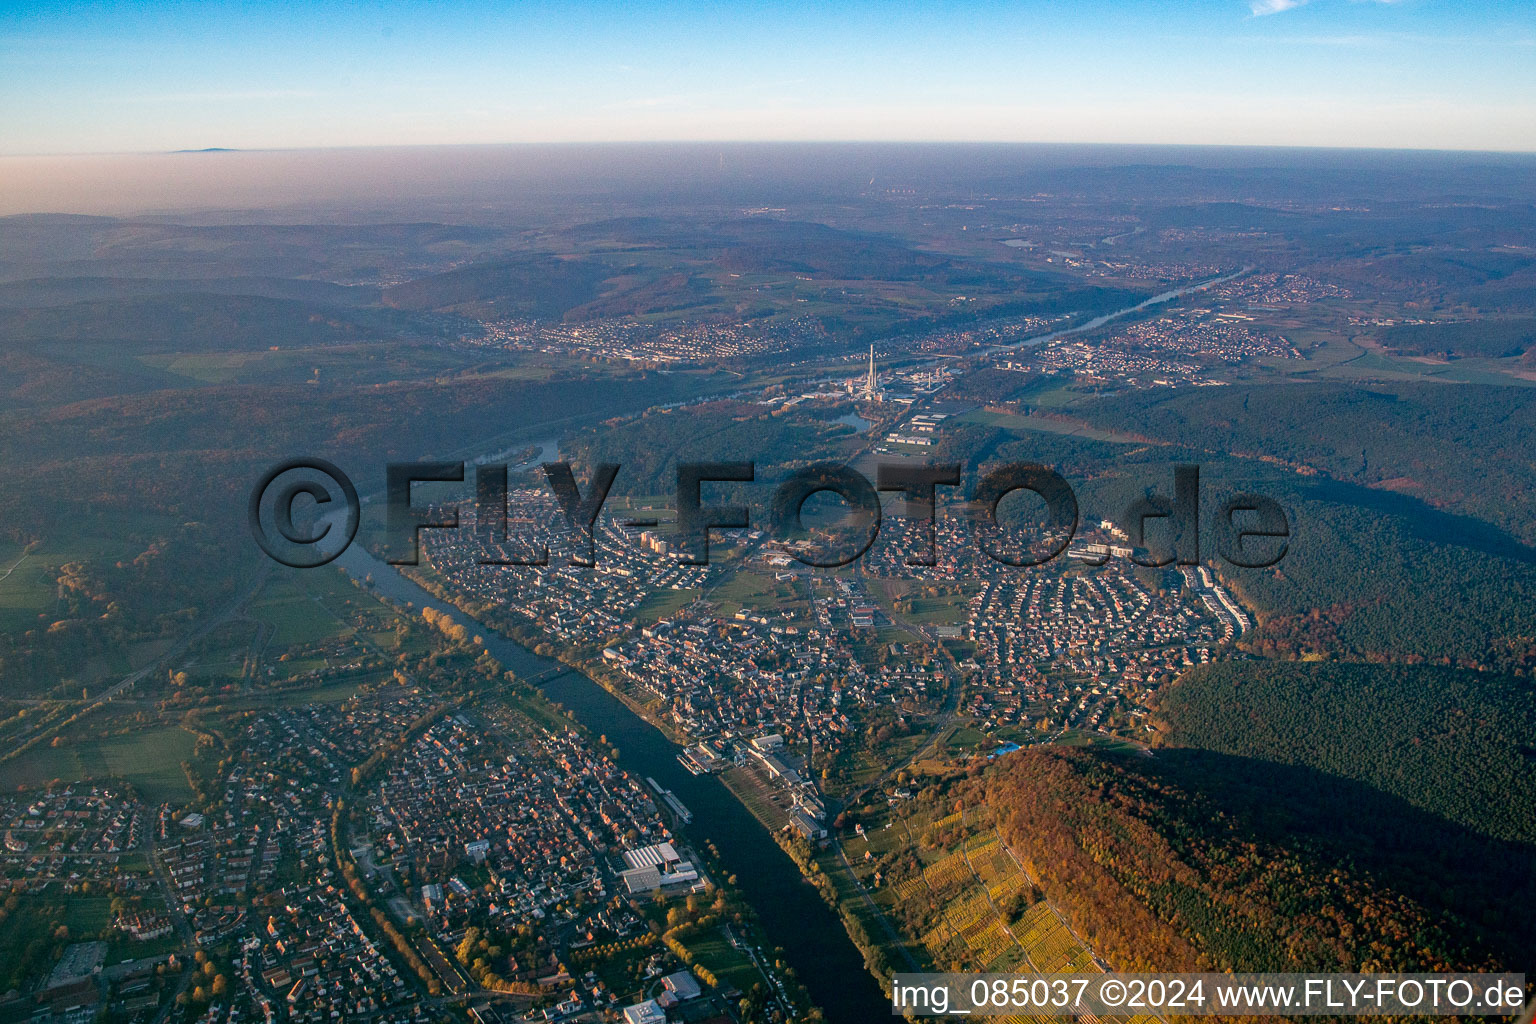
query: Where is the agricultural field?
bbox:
[0,540,53,635]
[0,568,419,801]
[2,725,199,803]
[249,582,354,649]
[682,930,762,995]
[708,569,811,621]
[632,587,700,624]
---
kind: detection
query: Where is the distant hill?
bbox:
[1325,251,1536,313]
[0,293,449,353]
[0,215,509,283]
[382,255,611,317]
[567,215,1068,290]
[1080,381,1536,546]
[1377,318,1536,360]
[0,275,381,309]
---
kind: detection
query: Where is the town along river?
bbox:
[332,542,889,1023]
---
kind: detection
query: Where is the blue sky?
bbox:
[1,0,1532,154]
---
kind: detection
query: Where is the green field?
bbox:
[60,893,114,938]
[0,536,141,638]
[1054,729,1145,755]
[183,620,261,680]
[261,677,368,706]
[633,587,699,623]
[685,930,764,995]
[0,525,193,641]
[936,725,991,755]
[874,625,922,645]
[2,725,198,802]
[709,570,806,618]
[0,542,53,634]
[250,588,352,648]
[899,595,971,626]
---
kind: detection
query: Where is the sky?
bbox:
[1,0,1533,155]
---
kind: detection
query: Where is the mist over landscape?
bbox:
[6,143,1536,219]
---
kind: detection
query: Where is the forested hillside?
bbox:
[1082,382,1536,546]
[980,748,1535,976]
[563,401,861,497]
[0,293,451,352]
[1155,661,1536,844]
[1223,487,1536,671]
[1378,318,1536,360]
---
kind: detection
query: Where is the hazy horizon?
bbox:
[4,140,1536,219]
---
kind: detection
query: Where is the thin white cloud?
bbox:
[601,94,696,111]
[115,90,321,104]
[1251,0,1405,14]
[1251,0,1309,15]
[1247,33,1384,44]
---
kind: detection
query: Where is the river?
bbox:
[331,541,889,1022]
[982,264,1254,355]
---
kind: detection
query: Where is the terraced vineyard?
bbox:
[860,804,1123,1001]
[857,804,1174,1024]
[836,793,1158,1024]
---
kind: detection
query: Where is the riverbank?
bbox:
[330,542,891,1022]
[399,562,931,1002]
[397,564,693,740]
[716,763,918,989]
